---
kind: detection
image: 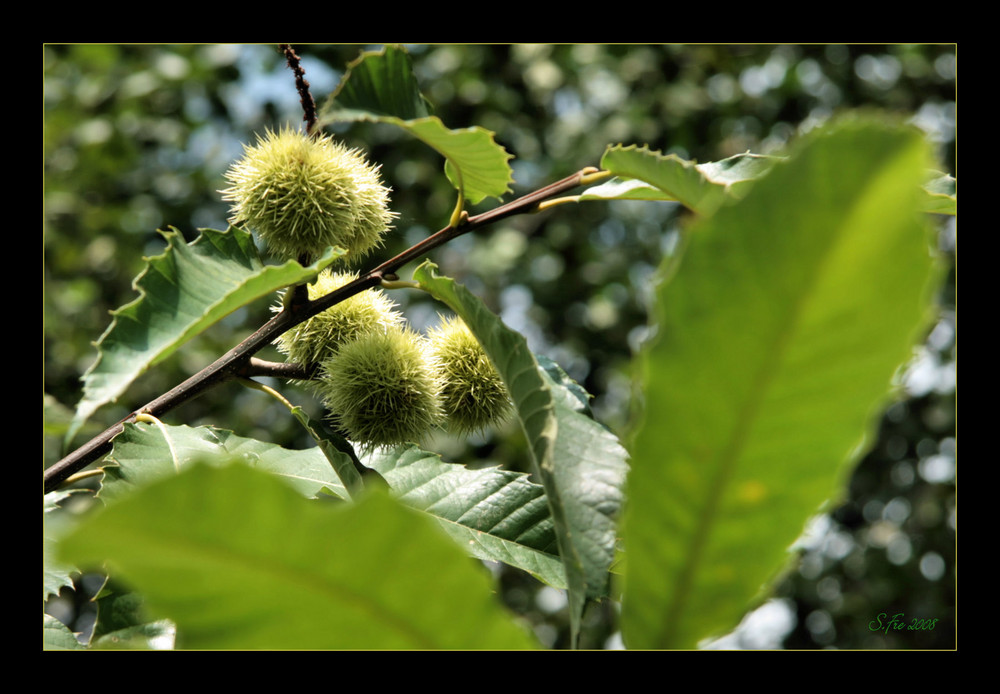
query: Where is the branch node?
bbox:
[578,168,612,186]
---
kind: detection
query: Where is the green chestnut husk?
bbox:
[222,126,396,263]
[318,326,442,448]
[427,315,512,435]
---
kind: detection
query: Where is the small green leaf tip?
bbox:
[274,269,404,368]
[318,327,442,448]
[221,126,397,263]
[428,315,512,435]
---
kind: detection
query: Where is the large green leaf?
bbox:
[101,421,348,503]
[413,261,628,645]
[592,147,780,215]
[70,227,342,440]
[320,45,513,205]
[621,117,942,649]
[364,444,565,589]
[59,462,539,649]
[103,420,565,586]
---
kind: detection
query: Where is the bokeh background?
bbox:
[44,44,956,649]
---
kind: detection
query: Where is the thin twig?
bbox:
[281,44,317,134]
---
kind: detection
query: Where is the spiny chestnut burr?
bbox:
[222,126,396,263]
[427,315,512,435]
[318,326,442,448]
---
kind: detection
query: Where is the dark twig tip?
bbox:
[281,44,318,134]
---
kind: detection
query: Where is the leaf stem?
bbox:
[380,278,421,290]
[536,196,581,211]
[61,469,104,486]
[237,377,298,413]
[135,412,180,473]
[578,167,611,185]
[448,193,466,229]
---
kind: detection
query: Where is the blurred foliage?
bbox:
[44,43,956,649]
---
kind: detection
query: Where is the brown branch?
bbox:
[242,357,315,381]
[44,168,596,493]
